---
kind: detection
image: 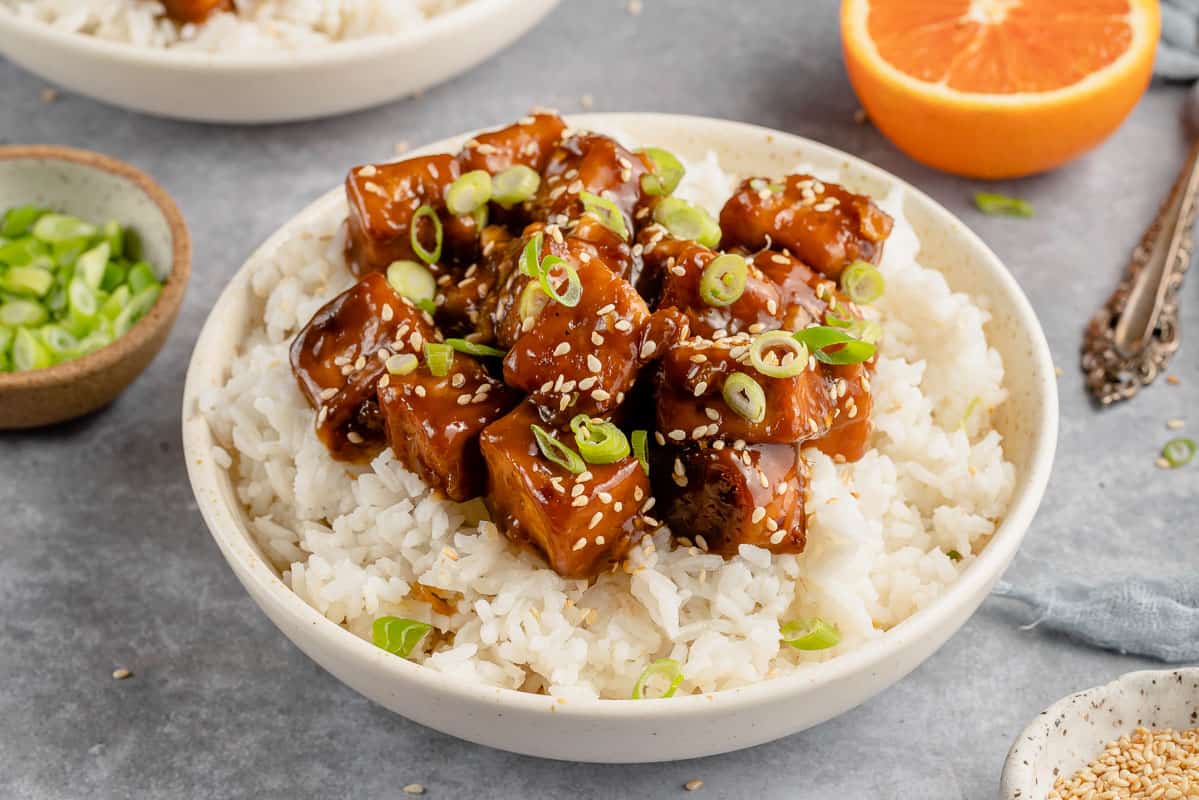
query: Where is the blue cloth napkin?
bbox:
[1159,0,1199,80]
[993,578,1199,663]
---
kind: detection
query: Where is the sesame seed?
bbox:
[456,395,471,405]
[598,303,617,315]
[451,373,466,388]
[598,491,613,504]
[381,304,394,321]
[614,319,633,332]
[691,426,707,438]
[571,496,588,507]
[769,530,786,545]
[595,535,606,545]
[641,497,656,512]
[639,340,657,358]
[668,429,686,441]
[587,354,603,372]
[571,484,585,498]
[573,537,588,551]
[354,355,366,371]
[693,381,708,396]
[1167,419,1185,430]
[591,389,611,402]
[112,668,132,680]
[751,506,766,524]
[591,332,605,346]
[588,512,604,530]
[577,470,594,483]
[634,486,644,502]
[402,783,426,796]
[655,431,666,445]
[554,342,571,357]
[347,432,364,444]
[704,407,720,421]
[540,381,554,393]
[442,546,459,561]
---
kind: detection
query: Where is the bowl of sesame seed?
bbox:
[1001,668,1199,799]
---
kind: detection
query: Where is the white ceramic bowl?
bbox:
[182,113,1059,762]
[1002,668,1199,799]
[0,0,558,123]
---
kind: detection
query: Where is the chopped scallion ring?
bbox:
[416,298,437,316]
[793,325,876,365]
[520,231,544,277]
[1,265,53,297]
[722,372,766,424]
[446,170,492,216]
[423,342,454,377]
[12,327,51,371]
[946,550,963,562]
[652,197,721,249]
[580,191,629,241]
[570,415,631,464]
[517,280,549,323]
[386,260,436,307]
[410,205,443,265]
[492,165,541,207]
[631,658,684,699]
[537,255,583,308]
[385,353,419,375]
[973,191,1034,218]
[445,338,506,358]
[531,424,586,475]
[1161,437,1196,468]
[780,618,841,651]
[638,147,685,197]
[699,253,748,307]
[631,429,649,475]
[824,310,882,344]
[840,260,884,304]
[748,330,809,378]
[0,299,49,328]
[31,213,96,243]
[372,616,433,659]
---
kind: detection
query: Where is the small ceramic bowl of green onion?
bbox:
[0,146,189,428]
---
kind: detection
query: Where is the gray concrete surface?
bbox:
[1,2,1196,798]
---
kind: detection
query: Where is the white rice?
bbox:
[1,0,471,51]
[198,140,1015,700]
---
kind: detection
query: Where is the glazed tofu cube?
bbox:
[653,443,807,556]
[503,255,652,421]
[344,154,482,276]
[811,363,874,463]
[456,112,566,175]
[655,335,834,445]
[289,273,437,461]
[479,402,652,578]
[435,225,512,337]
[378,352,518,501]
[530,133,650,231]
[475,223,557,348]
[749,249,832,331]
[161,0,230,23]
[720,175,894,279]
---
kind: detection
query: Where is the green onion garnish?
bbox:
[410,205,443,265]
[840,260,884,304]
[1,205,44,238]
[792,325,876,365]
[973,192,1034,218]
[12,327,51,371]
[749,178,784,194]
[824,310,882,344]
[385,353,419,375]
[638,147,685,197]
[520,231,544,277]
[946,550,962,562]
[580,191,629,241]
[76,242,110,289]
[537,254,583,308]
[531,424,586,475]
[423,342,454,377]
[652,197,721,249]
[722,372,766,423]
[1161,437,1196,468]
[103,219,123,257]
[386,260,436,307]
[631,658,684,699]
[32,213,97,243]
[445,170,492,216]
[748,330,808,378]
[38,324,78,359]
[491,165,541,207]
[780,618,840,651]
[372,616,433,659]
[698,253,747,307]
[570,415,631,464]
[631,429,649,475]
[518,281,549,324]
[445,337,506,358]
[416,298,437,316]
[0,299,49,328]
[1,265,53,297]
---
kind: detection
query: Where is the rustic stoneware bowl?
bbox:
[0,146,189,429]
[1002,668,1199,799]
[182,113,1058,762]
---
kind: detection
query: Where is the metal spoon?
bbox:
[1082,84,1198,404]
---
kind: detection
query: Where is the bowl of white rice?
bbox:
[182,113,1058,762]
[0,0,559,123]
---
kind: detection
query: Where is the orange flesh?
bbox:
[866,0,1134,93]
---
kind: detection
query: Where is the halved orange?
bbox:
[842,0,1160,179]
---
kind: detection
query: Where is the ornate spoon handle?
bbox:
[1082,139,1199,405]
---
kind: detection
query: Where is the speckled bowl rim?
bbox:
[1001,667,1199,799]
[0,145,190,393]
[183,112,1059,718]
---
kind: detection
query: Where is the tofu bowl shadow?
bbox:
[181,113,1058,763]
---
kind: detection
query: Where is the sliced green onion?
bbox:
[825,310,882,344]
[491,165,541,207]
[68,277,99,322]
[112,285,160,336]
[76,242,111,289]
[722,372,766,424]
[103,220,124,258]
[631,429,649,475]
[537,255,583,308]
[126,261,158,295]
[12,326,51,370]
[385,353,419,375]
[416,298,437,316]
[793,325,876,365]
[372,616,433,659]
[32,213,96,243]
[410,205,443,265]
[0,299,48,327]
[386,260,436,306]
[0,325,12,370]
[631,658,684,699]
[1,206,44,238]
[946,550,963,562]
[445,170,492,216]
[749,178,784,194]
[781,618,841,651]
[1,266,53,297]
[0,237,48,266]
[749,330,809,378]
[638,147,685,197]
[423,342,454,377]
[580,191,629,241]
[973,192,1034,218]
[445,337,506,358]
[840,260,884,304]
[472,203,489,230]
[38,324,78,360]
[517,280,549,323]
[698,253,747,307]
[531,424,585,475]
[52,237,88,269]
[521,231,544,277]
[100,260,129,293]
[1161,437,1196,468]
[72,327,114,358]
[570,415,631,464]
[653,197,721,249]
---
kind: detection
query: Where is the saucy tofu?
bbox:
[435,225,511,337]
[456,112,566,176]
[654,442,807,556]
[531,133,650,231]
[162,0,231,23]
[479,402,652,578]
[378,353,518,501]
[749,249,830,331]
[719,175,894,280]
[290,273,437,461]
[811,362,874,463]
